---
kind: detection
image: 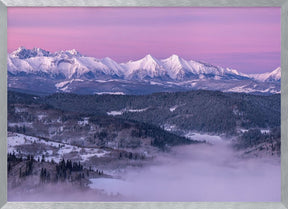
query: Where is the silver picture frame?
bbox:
[0,0,287,208]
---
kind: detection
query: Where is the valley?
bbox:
[5,6,282,202]
[7,90,281,201]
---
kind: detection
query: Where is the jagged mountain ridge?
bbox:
[8,47,280,82]
[8,47,281,95]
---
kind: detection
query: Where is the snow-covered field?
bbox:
[225,85,280,94]
[8,132,109,163]
[185,132,227,144]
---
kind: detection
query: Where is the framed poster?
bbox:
[0,0,287,209]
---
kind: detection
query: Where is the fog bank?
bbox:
[8,143,280,202]
[91,144,281,202]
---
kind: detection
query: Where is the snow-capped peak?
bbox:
[164,54,187,66]
[270,67,281,77]
[168,54,180,60]
[139,54,160,65]
[250,67,281,82]
[101,57,124,76]
[65,49,81,56]
[7,47,281,84]
[161,55,193,79]
[121,55,165,79]
[54,49,82,57]
[13,46,27,53]
[226,68,241,75]
[144,54,154,60]
[163,54,186,64]
[10,47,50,59]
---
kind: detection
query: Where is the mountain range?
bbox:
[8,47,281,95]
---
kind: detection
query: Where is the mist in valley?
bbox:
[8,141,280,202]
[7,122,280,202]
[91,143,280,202]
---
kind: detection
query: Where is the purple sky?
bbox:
[8,7,280,73]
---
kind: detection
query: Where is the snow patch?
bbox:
[78,117,89,126]
[107,111,124,116]
[169,105,178,112]
[163,124,177,132]
[55,79,83,90]
[38,114,47,120]
[9,122,33,127]
[261,129,270,134]
[127,108,149,113]
[15,107,27,113]
[185,132,225,144]
[107,107,149,116]
[95,92,125,95]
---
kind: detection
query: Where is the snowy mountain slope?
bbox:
[10,46,51,59]
[161,55,196,80]
[7,47,281,95]
[120,54,167,80]
[8,132,109,163]
[250,67,281,82]
[8,47,124,79]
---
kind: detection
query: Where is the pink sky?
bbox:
[8,7,280,73]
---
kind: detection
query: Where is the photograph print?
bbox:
[7,7,281,202]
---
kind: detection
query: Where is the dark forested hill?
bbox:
[31,90,281,134]
[8,90,281,155]
[8,92,196,150]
